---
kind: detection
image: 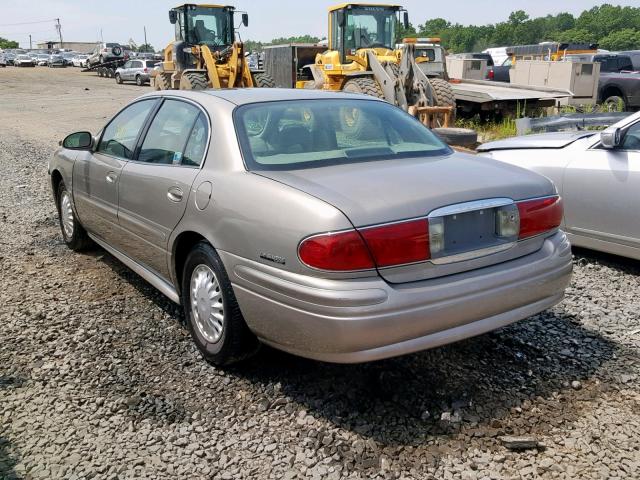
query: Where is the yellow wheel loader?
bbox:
[154,4,274,91]
[298,3,456,125]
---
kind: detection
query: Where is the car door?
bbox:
[72,99,159,245]
[562,119,640,253]
[119,60,131,80]
[117,98,209,278]
[131,60,143,80]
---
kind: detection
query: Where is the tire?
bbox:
[340,77,385,136]
[97,68,104,78]
[135,75,144,86]
[154,72,172,91]
[115,73,123,84]
[603,95,626,112]
[181,242,259,365]
[432,127,478,147]
[252,72,275,88]
[179,71,209,90]
[107,68,115,78]
[429,77,457,123]
[56,181,91,251]
[342,76,384,99]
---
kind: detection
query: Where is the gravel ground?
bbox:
[1,68,640,480]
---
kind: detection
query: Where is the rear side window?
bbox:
[132,61,142,68]
[138,100,205,165]
[98,99,156,159]
[145,60,157,68]
[618,57,633,71]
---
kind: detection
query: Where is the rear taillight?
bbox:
[143,67,148,72]
[360,219,430,267]
[298,230,374,271]
[298,219,429,271]
[300,197,562,272]
[488,68,495,80]
[517,196,563,239]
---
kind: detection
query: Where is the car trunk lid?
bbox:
[257,153,555,283]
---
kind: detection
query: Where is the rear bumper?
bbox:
[223,231,572,363]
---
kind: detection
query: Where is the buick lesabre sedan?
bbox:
[49,89,572,365]
[479,110,640,261]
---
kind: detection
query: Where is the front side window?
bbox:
[98,100,156,159]
[235,99,451,171]
[621,122,640,151]
[344,7,396,53]
[138,100,204,165]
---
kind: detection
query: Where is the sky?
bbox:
[1,0,639,50]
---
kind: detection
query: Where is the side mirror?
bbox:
[62,131,93,150]
[403,12,410,29]
[336,11,345,27]
[168,10,177,25]
[600,127,622,149]
[242,13,249,27]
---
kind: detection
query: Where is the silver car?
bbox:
[479,111,640,261]
[115,59,157,86]
[87,42,124,66]
[48,89,572,365]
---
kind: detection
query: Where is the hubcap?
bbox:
[190,265,224,343]
[60,191,74,239]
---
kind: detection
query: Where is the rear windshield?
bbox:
[106,43,120,47]
[234,99,451,171]
[144,60,157,67]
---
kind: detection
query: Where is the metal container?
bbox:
[263,43,325,88]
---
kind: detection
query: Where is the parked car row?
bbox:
[0,49,92,68]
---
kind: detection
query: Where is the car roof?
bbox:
[195,88,386,106]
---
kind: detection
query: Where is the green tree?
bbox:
[599,28,640,50]
[137,43,154,53]
[0,37,19,49]
[553,27,597,44]
[418,18,451,36]
[396,20,417,43]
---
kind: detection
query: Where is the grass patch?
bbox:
[456,117,518,142]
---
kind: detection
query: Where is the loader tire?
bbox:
[339,78,384,137]
[154,72,172,91]
[342,77,384,99]
[180,72,209,90]
[252,72,275,88]
[429,77,457,123]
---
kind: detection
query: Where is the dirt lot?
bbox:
[1,67,639,480]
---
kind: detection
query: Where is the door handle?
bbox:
[106,172,118,183]
[167,186,183,203]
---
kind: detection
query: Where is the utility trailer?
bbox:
[81,58,128,79]
[450,79,574,118]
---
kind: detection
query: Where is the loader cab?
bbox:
[169,4,245,49]
[329,4,408,63]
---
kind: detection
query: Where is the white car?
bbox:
[478,111,640,260]
[72,54,89,67]
[0,51,6,67]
